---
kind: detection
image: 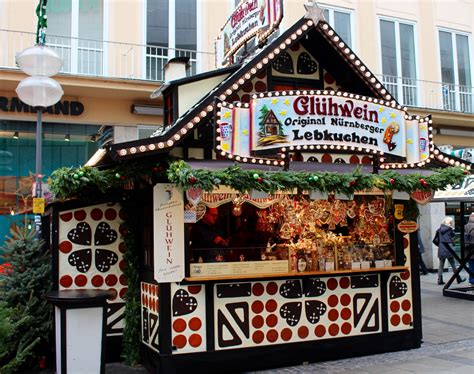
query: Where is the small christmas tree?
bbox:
[0,225,52,373]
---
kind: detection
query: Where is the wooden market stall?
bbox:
[45,2,471,373]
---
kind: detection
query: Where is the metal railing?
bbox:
[0,29,212,81]
[378,74,474,114]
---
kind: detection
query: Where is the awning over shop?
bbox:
[433,176,474,202]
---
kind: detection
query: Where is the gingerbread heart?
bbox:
[279,280,302,299]
[305,278,326,297]
[186,187,203,206]
[67,222,92,245]
[172,289,198,316]
[297,52,318,75]
[389,276,408,299]
[280,302,302,326]
[94,222,118,245]
[305,300,327,324]
[410,189,433,205]
[195,202,207,222]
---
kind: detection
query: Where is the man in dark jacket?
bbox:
[436,217,466,285]
[464,213,474,285]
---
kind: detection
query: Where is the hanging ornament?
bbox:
[389,178,395,185]
[349,180,357,187]
[188,175,197,184]
[252,173,259,180]
[78,171,84,177]
[257,177,263,183]
[419,178,427,187]
[232,196,243,216]
[186,187,203,206]
[115,173,121,179]
[73,173,79,179]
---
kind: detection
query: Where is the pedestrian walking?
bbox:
[464,212,474,285]
[435,217,466,285]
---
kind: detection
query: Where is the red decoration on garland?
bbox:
[349,180,356,186]
[389,178,395,185]
[257,177,263,183]
[419,178,427,187]
[188,175,197,184]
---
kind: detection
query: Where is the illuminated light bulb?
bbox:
[119,149,127,156]
[167,140,174,147]
[219,95,226,100]
[158,142,165,148]
[180,128,187,134]
[258,159,264,164]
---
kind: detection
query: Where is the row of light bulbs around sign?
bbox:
[117,19,470,172]
[117,19,393,157]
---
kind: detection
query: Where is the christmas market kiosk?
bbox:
[46,2,470,373]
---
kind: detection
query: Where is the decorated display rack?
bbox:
[45,2,471,373]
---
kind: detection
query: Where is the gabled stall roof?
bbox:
[100,4,471,173]
[108,10,396,161]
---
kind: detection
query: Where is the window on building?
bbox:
[322,7,353,48]
[146,0,197,81]
[439,29,472,112]
[47,0,104,75]
[379,19,417,106]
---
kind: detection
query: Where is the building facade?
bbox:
[0,0,473,265]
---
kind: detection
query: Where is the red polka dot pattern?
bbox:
[402,313,412,325]
[400,270,410,280]
[60,212,73,222]
[390,301,400,313]
[105,274,118,286]
[265,299,277,313]
[59,241,73,254]
[341,308,351,320]
[252,301,264,314]
[391,314,401,326]
[298,326,309,339]
[349,155,360,164]
[340,294,351,306]
[266,314,278,327]
[329,324,339,336]
[315,325,326,337]
[252,315,264,329]
[75,275,87,287]
[105,208,117,221]
[281,328,292,341]
[339,277,350,289]
[266,329,279,342]
[188,285,202,295]
[92,275,104,287]
[119,274,127,286]
[74,210,86,221]
[119,287,127,299]
[189,334,202,348]
[173,335,187,349]
[266,282,278,295]
[189,317,202,331]
[60,275,73,288]
[252,331,264,344]
[402,300,411,311]
[173,318,186,333]
[327,278,338,290]
[341,322,352,335]
[91,208,103,220]
[108,288,118,300]
[322,154,333,163]
[328,295,338,307]
[252,283,264,296]
[328,309,339,321]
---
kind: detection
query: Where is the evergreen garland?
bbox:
[49,160,467,200]
[167,160,467,195]
[119,196,141,365]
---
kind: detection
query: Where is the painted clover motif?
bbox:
[67,221,119,273]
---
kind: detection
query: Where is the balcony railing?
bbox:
[378,74,474,114]
[2,29,473,114]
[0,29,213,82]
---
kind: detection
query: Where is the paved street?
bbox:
[248,271,474,374]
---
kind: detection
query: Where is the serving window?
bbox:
[185,190,398,279]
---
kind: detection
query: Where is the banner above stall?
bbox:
[216,92,432,165]
[215,0,284,67]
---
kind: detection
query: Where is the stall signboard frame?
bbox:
[217,93,431,165]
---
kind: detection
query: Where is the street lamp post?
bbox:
[15,0,63,233]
